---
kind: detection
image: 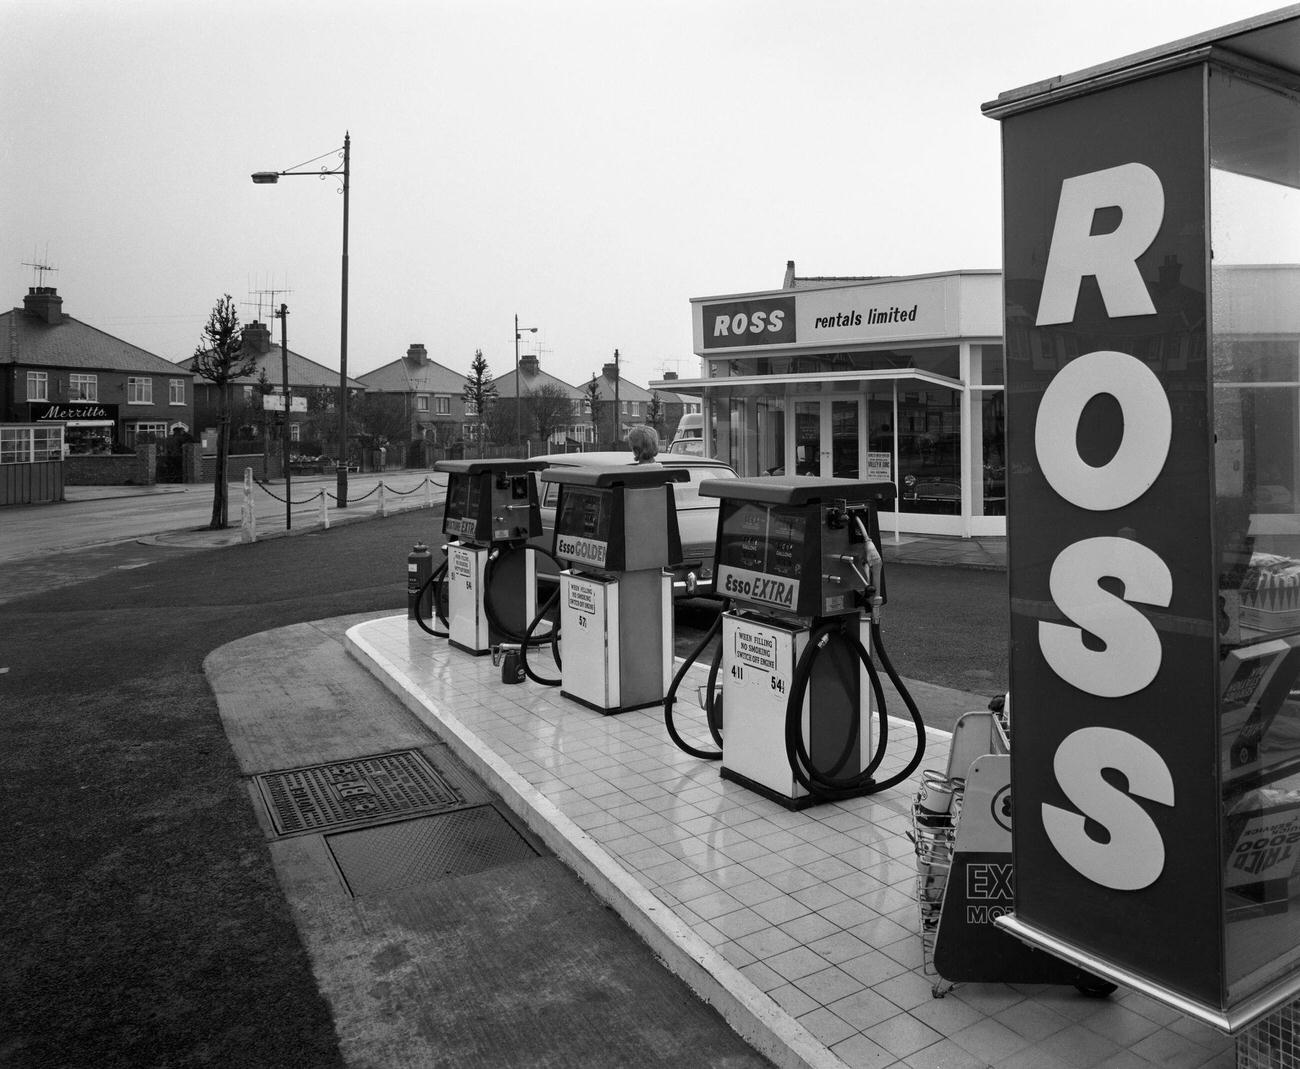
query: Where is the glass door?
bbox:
[788,397,863,477]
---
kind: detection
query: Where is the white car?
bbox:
[529,451,738,596]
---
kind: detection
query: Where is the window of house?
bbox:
[127,377,153,404]
[1,425,64,463]
[465,400,479,417]
[70,374,97,401]
[27,371,48,401]
[434,395,450,415]
[169,379,185,404]
[416,395,430,413]
[129,421,167,445]
[290,423,301,442]
[463,422,480,441]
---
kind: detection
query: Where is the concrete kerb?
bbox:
[346,619,944,1069]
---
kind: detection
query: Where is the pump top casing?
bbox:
[700,475,895,619]
[540,462,687,573]
[435,458,545,545]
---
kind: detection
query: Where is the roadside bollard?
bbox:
[408,541,433,620]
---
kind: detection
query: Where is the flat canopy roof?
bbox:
[650,367,965,397]
[984,5,1300,119]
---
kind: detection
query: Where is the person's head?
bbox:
[627,424,660,462]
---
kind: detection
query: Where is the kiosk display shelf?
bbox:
[909,705,1111,996]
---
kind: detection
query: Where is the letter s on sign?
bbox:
[1043,726,1174,890]
[768,309,785,332]
[749,311,768,333]
[1040,536,1171,697]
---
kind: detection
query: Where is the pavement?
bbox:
[46,484,1236,1066]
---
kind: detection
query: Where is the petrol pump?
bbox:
[434,459,544,656]
[680,475,923,809]
[540,463,687,715]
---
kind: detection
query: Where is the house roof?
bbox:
[2,306,185,375]
[358,354,465,394]
[177,335,365,390]
[495,366,586,401]
[591,371,652,404]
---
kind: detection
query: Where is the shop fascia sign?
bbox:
[699,276,950,352]
[31,401,117,421]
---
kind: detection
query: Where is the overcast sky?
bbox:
[3,0,1284,390]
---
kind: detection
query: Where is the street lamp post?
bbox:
[252,132,352,507]
[276,303,291,531]
[514,314,538,454]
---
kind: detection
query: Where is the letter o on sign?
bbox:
[1036,350,1171,511]
[731,313,749,334]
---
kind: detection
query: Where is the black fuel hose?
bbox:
[784,617,925,802]
[664,608,726,761]
[520,584,562,686]
[413,560,450,638]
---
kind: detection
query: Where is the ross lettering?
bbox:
[1042,727,1174,890]
[1034,162,1177,894]
[1039,537,1171,698]
[1036,350,1171,511]
[1037,162,1163,326]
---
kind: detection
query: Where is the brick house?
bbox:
[0,287,194,454]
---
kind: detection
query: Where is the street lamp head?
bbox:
[251,172,280,184]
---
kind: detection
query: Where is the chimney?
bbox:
[519,353,539,375]
[662,371,678,380]
[782,260,797,289]
[406,343,428,365]
[243,320,272,355]
[602,361,619,380]
[23,286,63,325]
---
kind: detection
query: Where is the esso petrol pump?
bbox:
[434,459,544,656]
[540,463,687,715]
[685,475,924,809]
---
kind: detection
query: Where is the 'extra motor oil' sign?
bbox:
[1001,65,1220,1006]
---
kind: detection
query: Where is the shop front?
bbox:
[657,271,1005,537]
[28,401,118,455]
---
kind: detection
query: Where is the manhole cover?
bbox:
[326,805,540,896]
[254,750,465,836]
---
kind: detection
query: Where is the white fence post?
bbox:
[425,476,433,509]
[319,490,330,529]
[240,468,256,544]
[378,482,387,518]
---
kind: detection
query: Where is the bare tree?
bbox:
[191,295,255,529]
[528,382,574,448]
[647,390,664,435]
[462,349,497,456]
[583,376,602,446]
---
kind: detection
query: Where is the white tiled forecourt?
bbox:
[347,615,1235,1069]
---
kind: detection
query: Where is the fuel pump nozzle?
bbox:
[850,514,885,623]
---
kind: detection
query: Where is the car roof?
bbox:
[531,451,733,470]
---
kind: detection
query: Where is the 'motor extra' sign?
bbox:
[1002,66,1220,1006]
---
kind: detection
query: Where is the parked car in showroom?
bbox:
[528,451,738,596]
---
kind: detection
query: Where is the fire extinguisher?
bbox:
[408,541,433,620]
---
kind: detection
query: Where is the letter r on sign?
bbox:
[1037,163,1164,326]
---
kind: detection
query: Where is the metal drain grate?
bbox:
[254,750,465,836]
[326,805,540,896]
